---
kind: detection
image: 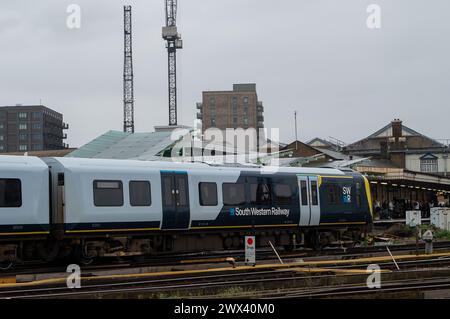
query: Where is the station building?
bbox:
[308,119,450,207]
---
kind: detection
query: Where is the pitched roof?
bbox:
[66,130,178,160]
[346,121,445,151]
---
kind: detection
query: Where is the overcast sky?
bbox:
[1,0,449,147]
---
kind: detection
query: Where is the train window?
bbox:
[274,184,292,205]
[129,181,151,206]
[310,181,318,206]
[249,181,271,205]
[356,182,362,208]
[93,180,123,207]
[162,176,173,206]
[199,183,218,206]
[222,183,246,206]
[0,179,21,207]
[178,179,188,206]
[300,181,308,206]
[326,184,340,204]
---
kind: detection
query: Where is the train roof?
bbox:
[0,155,49,171]
[43,157,347,176]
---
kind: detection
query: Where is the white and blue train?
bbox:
[0,155,373,264]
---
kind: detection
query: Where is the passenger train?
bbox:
[0,155,373,264]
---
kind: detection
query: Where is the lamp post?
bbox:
[294,110,298,151]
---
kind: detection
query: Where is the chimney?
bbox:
[392,119,402,139]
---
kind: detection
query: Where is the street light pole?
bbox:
[294,110,298,150]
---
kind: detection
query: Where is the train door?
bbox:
[160,171,190,230]
[298,175,321,226]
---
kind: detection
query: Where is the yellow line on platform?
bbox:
[1,251,450,289]
[0,277,16,284]
[289,267,391,274]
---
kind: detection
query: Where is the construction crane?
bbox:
[162,0,183,126]
[123,5,135,133]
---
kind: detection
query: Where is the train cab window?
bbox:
[93,180,123,207]
[0,179,21,207]
[300,181,308,206]
[199,182,218,206]
[274,184,292,205]
[222,183,246,206]
[310,181,318,206]
[129,181,151,206]
[249,181,271,206]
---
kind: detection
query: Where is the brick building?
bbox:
[0,105,68,153]
[196,84,264,133]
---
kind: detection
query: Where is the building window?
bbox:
[0,135,3,141]
[0,123,4,129]
[233,117,238,125]
[32,134,42,141]
[32,123,41,129]
[222,183,246,206]
[19,134,27,141]
[19,123,27,130]
[210,117,216,126]
[93,180,124,207]
[18,112,27,119]
[199,182,218,206]
[129,181,151,206]
[32,112,42,119]
[243,97,249,104]
[420,154,438,173]
[0,179,22,207]
[19,145,27,151]
[32,144,43,151]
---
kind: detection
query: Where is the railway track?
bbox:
[3,240,450,279]
[2,250,450,299]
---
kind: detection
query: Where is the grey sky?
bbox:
[1,0,449,147]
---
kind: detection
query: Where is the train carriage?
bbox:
[0,156,373,264]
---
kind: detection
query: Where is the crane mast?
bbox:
[162,0,183,126]
[123,5,134,133]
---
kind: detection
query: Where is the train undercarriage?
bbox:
[0,225,369,267]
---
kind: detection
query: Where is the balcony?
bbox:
[196,113,203,120]
[63,133,67,139]
[196,102,203,110]
[63,122,69,130]
[257,115,264,122]
[257,102,264,112]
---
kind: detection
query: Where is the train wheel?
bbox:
[73,246,94,266]
[0,261,13,270]
[304,231,323,251]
